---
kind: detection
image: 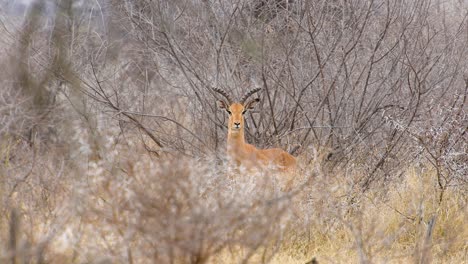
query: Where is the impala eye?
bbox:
[242,110,246,115]
[227,110,232,115]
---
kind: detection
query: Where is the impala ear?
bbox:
[217,100,230,113]
[244,98,260,111]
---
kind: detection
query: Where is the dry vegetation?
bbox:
[0,0,467,263]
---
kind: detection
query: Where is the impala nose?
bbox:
[234,122,241,129]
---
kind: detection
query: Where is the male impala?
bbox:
[213,87,296,172]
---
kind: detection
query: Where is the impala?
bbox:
[213,87,297,172]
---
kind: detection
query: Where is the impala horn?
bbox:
[212,87,233,105]
[240,87,262,104]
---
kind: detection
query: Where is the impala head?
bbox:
[213,87,261,135]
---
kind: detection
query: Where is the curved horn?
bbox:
[240,87,262,104]
[212,87,233,104]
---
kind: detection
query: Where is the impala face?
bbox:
[228,103,245,133]
[218,99,260,135]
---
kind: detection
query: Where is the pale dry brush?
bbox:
[57,145,297,263]
[105,0,468,189]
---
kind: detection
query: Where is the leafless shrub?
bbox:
[415,94,467,202]
[99,0,467,189]
[86,157,295,263]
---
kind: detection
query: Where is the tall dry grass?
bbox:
[0,137,466,263]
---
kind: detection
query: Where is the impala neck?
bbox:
[227,129,246,151]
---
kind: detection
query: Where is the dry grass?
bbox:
[210,166,467,264]
[0,136,466,263]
